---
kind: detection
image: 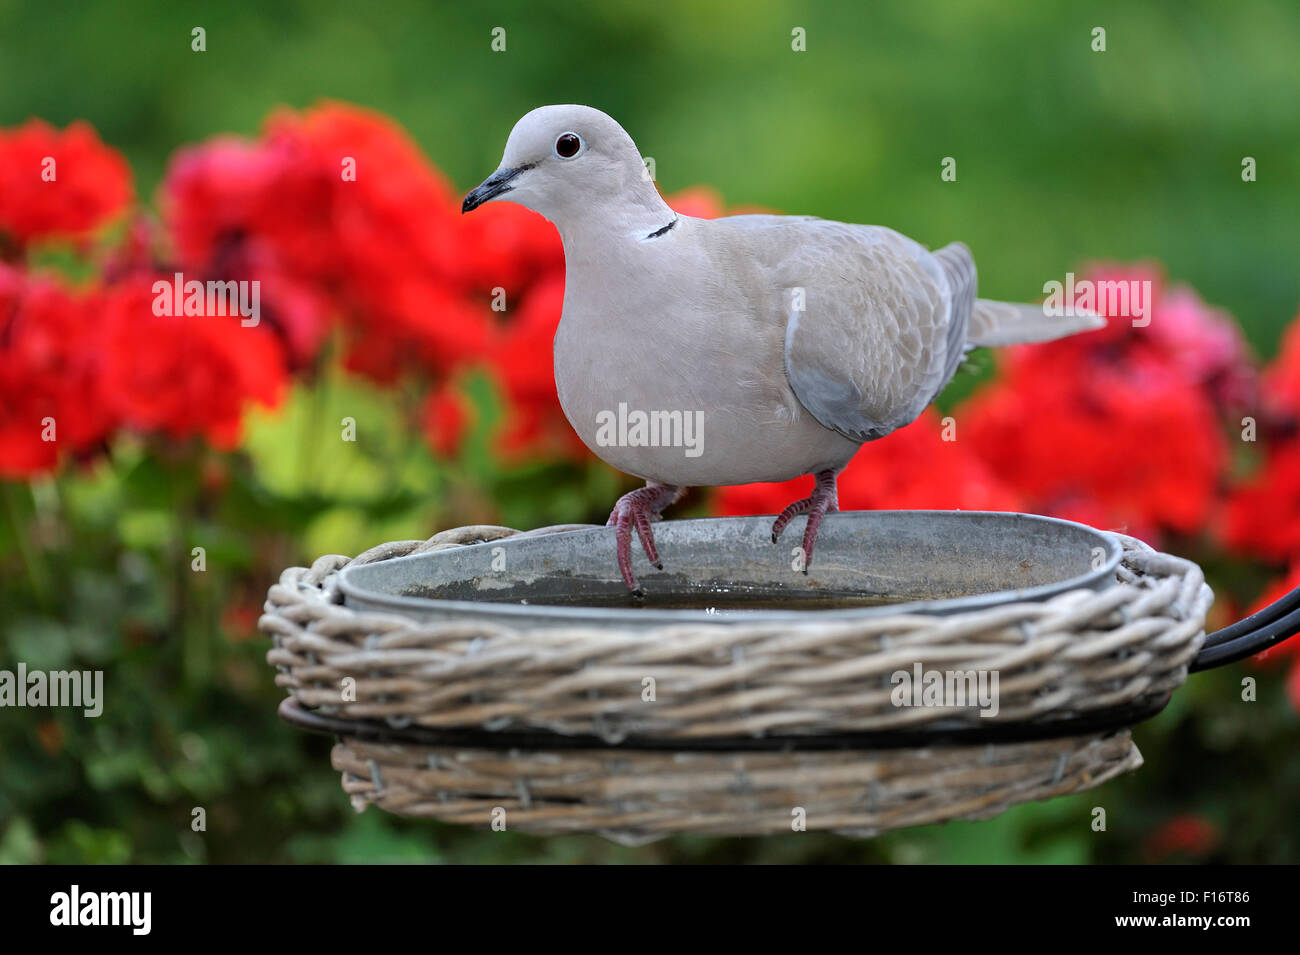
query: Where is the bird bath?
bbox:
[264,511,1219,840]
[337,510,1122,629]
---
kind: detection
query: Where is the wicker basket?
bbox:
[262,521,1212,841]
[327,729,1140,842]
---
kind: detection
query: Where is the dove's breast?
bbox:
[552,218,861,487]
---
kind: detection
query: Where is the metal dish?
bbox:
[337,510,1122,629]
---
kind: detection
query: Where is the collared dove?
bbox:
[463,105,1104,593]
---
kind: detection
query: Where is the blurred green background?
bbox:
[5,0,1299,351]
[1,0,1297,863]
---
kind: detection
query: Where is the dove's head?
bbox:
[462,105,668,232]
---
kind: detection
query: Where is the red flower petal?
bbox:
[0,119,132,246]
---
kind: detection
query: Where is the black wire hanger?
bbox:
[1192,582,1300,672]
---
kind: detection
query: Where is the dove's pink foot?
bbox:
[771,469,840,572]
[607,482,681,594]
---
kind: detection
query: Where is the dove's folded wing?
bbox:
[779,225,969,443]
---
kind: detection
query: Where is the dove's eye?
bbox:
[554,132,583,159]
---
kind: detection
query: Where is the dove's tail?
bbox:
[966,299,1105,348]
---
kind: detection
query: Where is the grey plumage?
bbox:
[462,104,1104,588]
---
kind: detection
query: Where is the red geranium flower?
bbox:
[0,264,115,477]
[162,102,491,379]
[488,274,588,460]
[1264,315,1300,414]
[160,137,337,369]
[161,136,299,269]
[1143,813,1220,861]
[1149,285,1257,412]
[963,265,1235,540]
[1225,444,1300,561]
[239,256,335,372]
[269,102,469,289]
[97,276,287,449]
[458,201,563,301]
[1224,311,1300,561]
[716,409,1023,517]
[0,119,132,248]
[341,279,496,384]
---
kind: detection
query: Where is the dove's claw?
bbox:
[607,482,681,592]
[770,469,840,571]
[771,498,815,540]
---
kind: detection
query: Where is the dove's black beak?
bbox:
[462,164,534,213]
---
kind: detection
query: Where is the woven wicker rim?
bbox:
[262,522,1213,743]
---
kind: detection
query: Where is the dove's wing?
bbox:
[776,224,975,443]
